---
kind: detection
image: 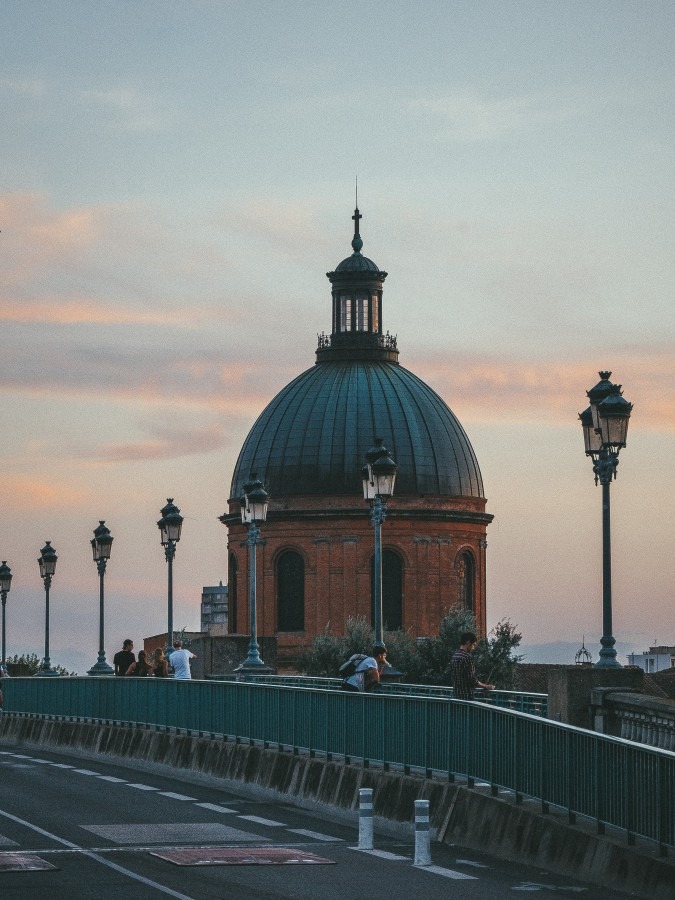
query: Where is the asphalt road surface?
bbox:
[0,739,634,899]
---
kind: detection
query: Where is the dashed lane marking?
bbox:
[287,829,344,842]
[72,768,99,775]
[158,792,198,801]
[97,775,127,783]
[350,848,409,861]
[195,803,237,814]
[238,815,285,827]
[456,858,490,868]
[416,863,478,880]
[127,783,160,791]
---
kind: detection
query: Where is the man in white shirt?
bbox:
[169,640,196,680]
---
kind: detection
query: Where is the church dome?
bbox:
[230,359,483,499]
[229,207,485,502]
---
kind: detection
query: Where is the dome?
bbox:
[334,252,382,273]
[230,358,484,500]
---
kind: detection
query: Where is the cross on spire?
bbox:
[352,207,362,233]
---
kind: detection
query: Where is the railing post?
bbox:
[358,787,374,850]
[413,799,431,866]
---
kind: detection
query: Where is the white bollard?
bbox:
[413,799,431,866]
[358,787,374,850]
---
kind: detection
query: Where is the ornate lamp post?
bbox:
[0,561,12,668]
[362,438,398,651]
[580,371,633,668]
[37,541,59,676]
[87,521,114,676]
[235,475,273,672]
[157,499,183,650]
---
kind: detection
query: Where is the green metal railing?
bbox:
[208,674,549,717]
[2,677,672,852]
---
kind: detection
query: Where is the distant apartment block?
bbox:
[627,645,675,673]
[201,582,228,633]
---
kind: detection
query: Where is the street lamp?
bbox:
[37,541,59,676]
[235,474,273,672]
[580,371,633,668]
[87,521,114,676]
[361,438,398,650]
[157,499,183,650]
[0,561,12,668]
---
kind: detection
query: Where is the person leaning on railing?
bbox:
[450,632,494,700]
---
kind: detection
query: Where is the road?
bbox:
[0,739,633,899]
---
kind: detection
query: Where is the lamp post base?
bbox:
[87,656,114,676]
[234,658,276,676]
[35,665,60,677]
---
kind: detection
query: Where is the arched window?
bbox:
[457,551,475,613]
[371,549,403,631]
[276,551,305,632]
[228,552,238,634]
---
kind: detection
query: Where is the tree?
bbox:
[297,609,523,689]
[5,653,76,677]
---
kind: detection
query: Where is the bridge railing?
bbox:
[207,674,549,717]
[2,676,672,853]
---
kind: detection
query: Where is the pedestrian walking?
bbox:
[450,632,494,700]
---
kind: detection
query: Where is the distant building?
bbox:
[627,645,675,673]
[201,582,228,633]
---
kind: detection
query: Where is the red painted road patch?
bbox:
[150,847,335,866]
[0,852,58,872]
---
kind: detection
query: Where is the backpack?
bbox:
[338,653,368,679]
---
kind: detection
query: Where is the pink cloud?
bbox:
[1,476,90,510]
[411,347,675,431]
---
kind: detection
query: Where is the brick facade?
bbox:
[224,492,490,666]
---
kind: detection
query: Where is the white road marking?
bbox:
[350,848,409,861]
[417,864,478,880]
[97,776,127,783]
[72,768,99,775]
[127,784,160,791]
[195,802,237,813]
[158,792,197,801]
[456,858,490,868]
[48,763,75,768]
[238,814,285,827]
[287,828,344,842]
[0,805,194,899]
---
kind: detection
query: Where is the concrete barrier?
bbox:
[0,714,672,899]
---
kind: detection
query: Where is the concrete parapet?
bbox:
[547,665,644,728]
[0,714,672,899]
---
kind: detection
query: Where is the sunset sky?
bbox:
[1,1,673,675]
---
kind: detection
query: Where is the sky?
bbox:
[1,1,673,675]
